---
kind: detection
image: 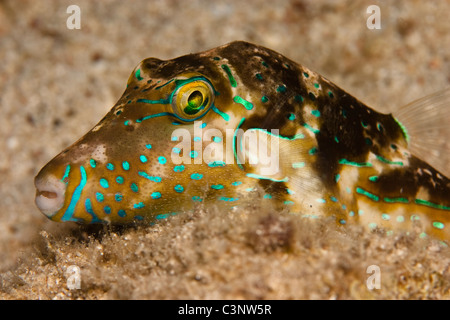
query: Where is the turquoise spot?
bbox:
[190,151,199,158]
[294,95,304,102]
[369,223,377,230]
[330,196,338,202]
[208,161,225,167]
[292,162,305,168]
[261,96,269,103]
[288,113,296,120]
[303,72,309,78]
[106,163,114,171]
[377,123,384,132]
[256,73,263,80]
[193,136,201,142]
[104,206,111,214]
[382,214,390,221]
[140,155,148,163]
[171,136,178,141]
[397,216,405,223]
[284,201,294,205]
[276,85,287,93]
[232,181,242,186]
[116,176,124,184]
[172,147,181,154]
[138,171,162,183]
[118,209,126,218]
[130,183,138,192]
[311,110,320,117]
[115,193,123,202]
[191,173,203,180]
[213,136,222,143]
[99,178,109,189]
[174,165,185,173]
[335,174,340,183]
[134,215,144,221]
[349,211,355,217]
[432,221,444,230]
[95,192,104,203]
[358,210,364,216]
[156,213,169,220]
[135,69,143,81]
[263,194,272,199]
[309,147,318,155]
[316,198,326,203]
[219,197,239,202]
[151,192,161,199]
[89,159,96,168]
[200,122,207,129]
[122,161,130,170]
[211,184,224,190]
[314,83,320,89]
[158,156,167,164]
[192,196,202,202]
[145,144,152,149]
[174,185,184,193]
[133,202,145,209]
[339,219,346,225]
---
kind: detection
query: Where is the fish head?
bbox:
[35,41,287,223]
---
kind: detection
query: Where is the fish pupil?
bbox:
[184,90,205,115]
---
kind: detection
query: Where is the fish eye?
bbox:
[172,79,214,121]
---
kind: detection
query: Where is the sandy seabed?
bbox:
[0,0,449,299]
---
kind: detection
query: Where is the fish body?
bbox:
[35,41,450,241]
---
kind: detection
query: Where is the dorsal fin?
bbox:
[394,88,450,178]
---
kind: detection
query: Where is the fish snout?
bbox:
[34,173,67,218]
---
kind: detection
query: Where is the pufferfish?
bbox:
[34,41,450,242]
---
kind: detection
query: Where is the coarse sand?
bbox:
[0,0,449,299]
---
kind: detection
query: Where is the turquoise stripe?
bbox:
[246,173,289,183]
[61,165,71,184]
[212,104,230,121]
[84,198,101,223]
[61,166,87,222]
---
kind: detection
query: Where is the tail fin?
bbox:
[394,88,450,178]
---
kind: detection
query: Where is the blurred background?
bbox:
[0,0,448,296]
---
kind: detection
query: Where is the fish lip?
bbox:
[34,174,66,218]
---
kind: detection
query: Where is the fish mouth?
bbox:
[34,174,67,218]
